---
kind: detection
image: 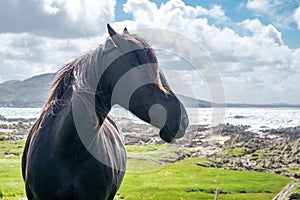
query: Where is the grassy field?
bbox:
[118,157,291,200]
[0,157,25,199]
[0,141,292,200]
[0,140,26,199]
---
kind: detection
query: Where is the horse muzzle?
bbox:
[159,115,189,143]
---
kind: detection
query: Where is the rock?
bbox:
[293,174,300,179]
[272,181,300,200]
[254,168,264,172]
[5,120,300,179]
[288,192,300,200]
[195,123,300,177]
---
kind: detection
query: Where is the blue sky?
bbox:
[0,0,300,104]
[115,0,300,48]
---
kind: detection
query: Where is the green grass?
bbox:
[0,140,25,157]
[0,157,25,199]
[126,144,182,172]
[225,147,249,157]
[293,181,300,193]
[0,143,292,200]
[251,149,277,160]
[118,158,291,200]
[0,140,26,200]
[126,144,168,153]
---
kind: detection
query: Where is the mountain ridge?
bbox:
[0,73,54,107]
[0,73,299,108]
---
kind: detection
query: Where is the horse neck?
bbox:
[68,46,115,127]
[95,90,112,126]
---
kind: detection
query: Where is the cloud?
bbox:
[246,0,299,28]
[122,0,300,103]
[0,33,106,82]
[0,0,116,38]
[0,0,299,103]
[295,5,300,31]
[246,0,273,14]
[123,0,228,29]
[238,19,283,45]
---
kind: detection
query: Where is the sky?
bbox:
[0,0,300,104]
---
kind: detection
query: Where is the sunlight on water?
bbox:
[224,107,300,132]
[110,107,300,132]
[0,107,42,119]
[1,107,299,131]
[187,107,300,132]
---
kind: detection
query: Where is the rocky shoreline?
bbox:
[0,114,36,124]
[1,119,299,199]
[1,119,299,178]
[214,125,299,177]
[121,123,300,199]
[1,119,299,177]
[121,123,300,177]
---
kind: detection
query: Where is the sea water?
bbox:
[0,107,299,132]
[0,107,42,119]
[185,107,300,132]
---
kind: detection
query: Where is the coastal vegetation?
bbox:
[0,122,299,199]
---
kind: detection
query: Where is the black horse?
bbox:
[22,25,189,200]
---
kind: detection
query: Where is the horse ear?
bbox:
[107,24,126,48]
[123,27,129,34]
[107,24,117,37]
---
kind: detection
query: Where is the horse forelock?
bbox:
[131,35,169,93]
[119,33,169,94]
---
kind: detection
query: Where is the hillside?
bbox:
[0,73,299,108]
[0,73,53,107]
[0,73,208,108]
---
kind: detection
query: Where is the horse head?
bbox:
[105,25,189,143]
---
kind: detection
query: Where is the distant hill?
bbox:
[177,95,211,108]
[0,73,299,108]
[177,95,300,108]
[0,73,211,108]
[0,73,54,107]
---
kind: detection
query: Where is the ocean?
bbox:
[0,107,299,132]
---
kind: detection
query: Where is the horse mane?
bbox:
[22,50,101,178]
[27,49,100,140]
[27,32,164,140]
